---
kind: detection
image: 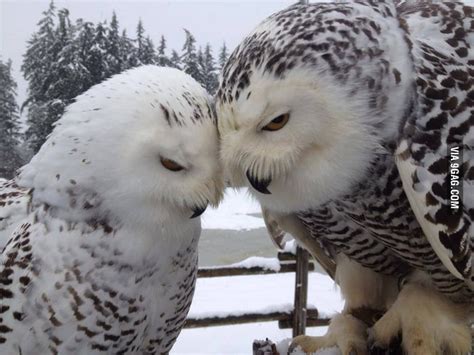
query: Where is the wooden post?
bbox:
[293,246,309,337]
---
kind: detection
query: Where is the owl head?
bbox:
[216,2,412,213]
[20,66,224,229]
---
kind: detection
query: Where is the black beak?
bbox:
[190,204,207,219]
[246,170,271,195]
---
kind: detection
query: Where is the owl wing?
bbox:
[395,2,473,280]
[0,178,30,251]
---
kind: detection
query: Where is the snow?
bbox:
[283,239,298,254]
[275,339,341,355]
[202,188,265,230]
[190,303,295,321]
[172,272,344,354]
[229,256,282,272]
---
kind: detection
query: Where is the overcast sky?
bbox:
[1,0,294,107]
[2,0,473,110]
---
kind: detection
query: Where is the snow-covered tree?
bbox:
[197,46,205,82]
[0,59,23,178]
[140,36,156,65]
[218,42,229,70]
[181,29,202,83]
[54,8,71,49]
[23,102,51,155]
[106,12,122,76]
[132,20,155,65]
[76,21,96,89]
[135,19,146,64]
[46,9,86,102]
[170,50,181,69]
[22,0,60,152]
[22,0,57,105]
[202,44,218,94]
[88,22,109,83]
[157,36,172,67]
[120,29,137,70]
[21,2,224,152]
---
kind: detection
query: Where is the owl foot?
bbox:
[289,313,368,355]
[368,283,471,355]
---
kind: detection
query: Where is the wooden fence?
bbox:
[184,246,331,336]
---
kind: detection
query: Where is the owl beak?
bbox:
[246,170,271,195]
[190,204,208,219]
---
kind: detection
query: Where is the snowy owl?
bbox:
[217,1,473,354]
[0,66,223,354]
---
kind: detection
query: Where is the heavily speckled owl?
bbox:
[0,66,223,354]
[217,1,473,353]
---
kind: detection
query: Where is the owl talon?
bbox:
[289,314,369,355]
[368,346,386,355]
[367,329,386,355]
[370,284,471,355]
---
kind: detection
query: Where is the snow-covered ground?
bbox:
[173,188,343,354]
[172,271,343,354]
[198,188,277,266]
[202,188,265,230]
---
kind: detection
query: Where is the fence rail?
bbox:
[197,261,315,278]
[184,247,330,332]
[185,309,330,329]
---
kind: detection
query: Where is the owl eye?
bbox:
[160,157,184,172]
[262,113,290,131]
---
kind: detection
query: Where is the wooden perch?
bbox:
[197,262,315,278]
[292,246,308,337]
[184,309,326,329]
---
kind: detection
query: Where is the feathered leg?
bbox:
[369,281,471,355]
[294,250,397,354]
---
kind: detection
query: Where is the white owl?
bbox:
[0,66,223,354]
[217,1,472,354]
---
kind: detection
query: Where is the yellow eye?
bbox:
[160,157,184,172]
[262,113,290,131]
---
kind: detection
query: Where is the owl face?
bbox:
[106,68,224,224]
[122,111,224,222]
[21,67,224,227]
[217,69,378,214]
[215,1,414,214]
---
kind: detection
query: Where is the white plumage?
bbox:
[0,66,223,354]
[217,0,472,353]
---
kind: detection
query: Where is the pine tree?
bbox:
[218,42,229,70]
[140,36,156,65]
[156,35,172,67]
[134,19,145,65]
[22,0,59,152]
[22,0,57,105]
[120,29,137,70]
[76,21,96,89]
[136,20,145,57]
[170,50,181,69]
[202,44,218,94]
[42,8,82,143]
[181,29,201,83]
[197,46,205,85]
[47,8,84,102]
[0,59,23,178]
[131,20,154,65]
[87,22,109,83]
[23,102,50,155]
[106,12,122,76]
